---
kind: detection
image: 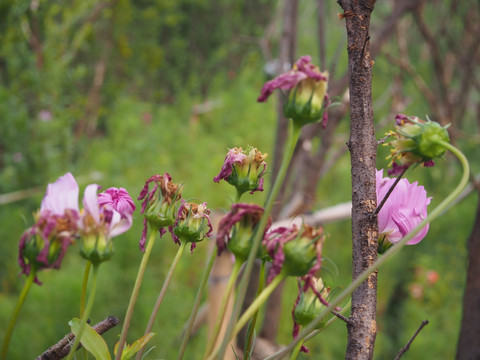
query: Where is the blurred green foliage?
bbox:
[0,0,479,359]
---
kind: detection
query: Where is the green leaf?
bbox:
[114,333,156,360]
[69,318,112,360]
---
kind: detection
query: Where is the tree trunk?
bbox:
[338,1,378,359]
[456,193,480,360]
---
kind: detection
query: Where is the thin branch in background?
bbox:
[394,319,429,360]
[374,167,408,216]
[36,316,119,360]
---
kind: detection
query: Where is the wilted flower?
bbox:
[78,185,135,264]
[386,114,450,175]
[292,276,330,353]
[376,169,431,252]
[171,201,213,252]
[216,203,271,261]
[18,173,79,284]
[213,147,267,197]
[258,55,330,128]
[264,224,324,283]
[138,173,182,251]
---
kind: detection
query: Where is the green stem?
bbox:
[289,338,304,360]
[204,260,243,358]
[264,141,470,360]
[65,263,100,360]
[216,121,301,360]
[177,246,217,360]
[1,269,36,360]
[80,261,92,317]
[135,241,187,360]
[208,273,286,360]
[115,229,158,360]
[243,260,266,359]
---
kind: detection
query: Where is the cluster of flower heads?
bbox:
[386,114,450,176]
[376,169,431,251]
[258,55,330,128]
[138,173,212,253]
[19,173,135,283]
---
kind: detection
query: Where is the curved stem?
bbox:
[135,241,187,360]
[216,121,301,360]
[265,141,470,359]
[65,263,100,360]
[177,246,217,360]
[208,273,286,360]
[0,269,36,360]
[115,229,158,360]
[204,260,243,358]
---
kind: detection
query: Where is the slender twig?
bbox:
[36,316,119,360]
[374,167,407,216]
[394,320,429,360]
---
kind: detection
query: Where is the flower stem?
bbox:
[65,263,100,360]
[374,167,407,215]
[208,273,286,360]
[135,241,187,360]
[215,121,301,360]
[80,261,92,317]
[0,269,36,360]
[289,338,304,360]
[115,229,158,360]
[243,259,266,359]
[204,260,243,358]
[263,141,470,359]
[177,246,217,360]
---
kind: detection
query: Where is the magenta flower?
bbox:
[376,169,431,248]
[78,185,135,263]
[18,173,80,284]
[213,147,267,196]
[258,55,330,128]
[216,203,271,260]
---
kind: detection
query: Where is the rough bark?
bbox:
[456,193,480,360]
[338,1,378,359]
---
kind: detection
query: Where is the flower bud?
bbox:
[386,114,450,175]
[213,147,267,197]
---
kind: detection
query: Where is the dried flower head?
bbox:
[264,224,324,283]
[138,173,182,251]
[171,201,213,252]
[386,114,450,175]
[258,55,330,128]
[213,147,267,197]
[216,203,271,261]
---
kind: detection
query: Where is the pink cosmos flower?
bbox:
[376,169,431,245]
[19,173,80,284]
[78,185,135,263]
